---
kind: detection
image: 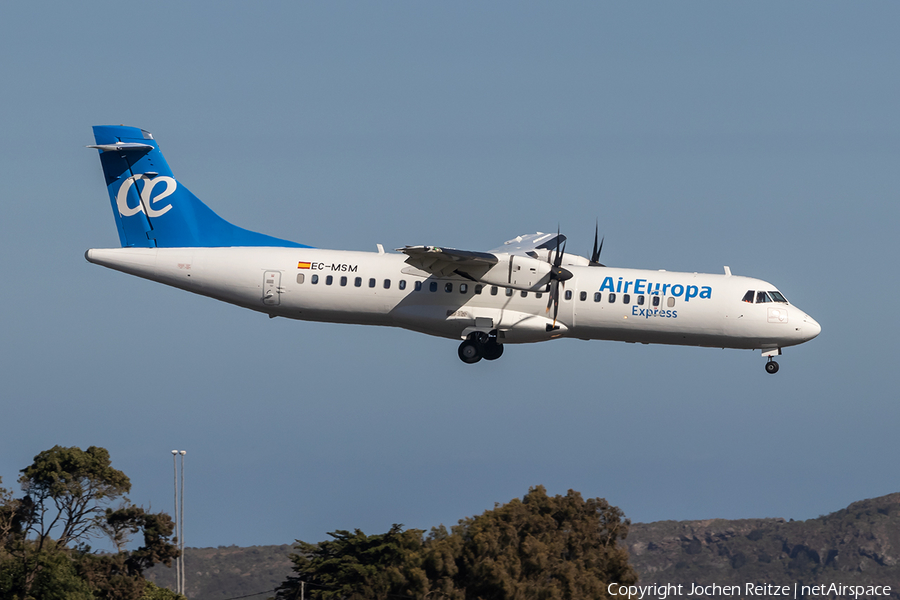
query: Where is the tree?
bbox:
[18,445,131,550]
[0,476,23,547]
[0,539,94,600]
[77,507,180,600]
[279,524,429,599]
[0,446,179,600]
[142,580,187,600]
[452,486,637,599]
[277,486,637,600]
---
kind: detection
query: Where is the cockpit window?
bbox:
[742,290,755,303]
[769,291,788,303]
[756,291,772,303]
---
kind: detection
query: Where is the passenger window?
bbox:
[505,288,514,297]
[474,285,483,294]
[579,291,587,301]
[326,275,333,285]
[296,274,304,284]
[367,278,375,288]
[460,284,468,293]
[355,277,362,287]
[608,293,616,303]
[399,280,406,290]
[756,291,772,303]
[491,286,498,296]
[414,281,422,291]
[311,274,319,284]
[637,295,644,305]
[383,279,390,289]
[623,294,630,304]
[652,296,660,307]
[535,292,542,299]
[769,291,788,303]
[667,297,675,307]
[340,276,348,286]
[594,292,601,302]
[430,282,438,292]
[520,290,528,298]
[742,290,755,303]
[565,290,573,301]
[445,282,453,293]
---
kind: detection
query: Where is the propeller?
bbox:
[545,228,573,327]
[589,221,605,267]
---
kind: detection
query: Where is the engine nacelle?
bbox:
[479,254,553,291]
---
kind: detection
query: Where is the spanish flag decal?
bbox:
[298,261,311,269]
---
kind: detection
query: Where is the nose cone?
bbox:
[802,313,821,341]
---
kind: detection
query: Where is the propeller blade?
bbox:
[589,225,605,267]
[551,227,562,268]
[552,281,560,323]
[545,279,557,313]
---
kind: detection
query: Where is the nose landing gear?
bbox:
[458,331,504,364]
[762,348,782,374]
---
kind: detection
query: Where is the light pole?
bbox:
[179,450,186,596]
[171,450,187,596]
[171,450,180,595]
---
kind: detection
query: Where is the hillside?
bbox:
[146,544,293,600]
[147,493,900,600]
[626,493,900,597]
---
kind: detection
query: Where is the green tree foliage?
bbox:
[277,486,637,600]
[142,580,187,600]
[19,445,131,549]
[0,447,179,600]
[0,540,94,600]
[1,477,23,548]
[453,486,637,599]
[280,525,429,599]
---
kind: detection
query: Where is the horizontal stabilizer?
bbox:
[86,142,154,152]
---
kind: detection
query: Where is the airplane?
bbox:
[85,125,820,373]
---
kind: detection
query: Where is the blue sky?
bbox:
[1,2,898,550]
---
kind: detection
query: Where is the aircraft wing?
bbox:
[487,232,566,257]
[397,233,567,283]
[396,245,498,279]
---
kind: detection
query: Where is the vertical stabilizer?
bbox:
[90,125,309,249]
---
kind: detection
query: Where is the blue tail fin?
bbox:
[90,125,309,248]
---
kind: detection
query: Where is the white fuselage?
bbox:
[86,246,821,351]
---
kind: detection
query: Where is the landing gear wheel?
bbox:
[458,340,483,364]
[482,341,504,361]
[765,360,779,374]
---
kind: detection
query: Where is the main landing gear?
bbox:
[765,358,779,374]
[458,332,504,364]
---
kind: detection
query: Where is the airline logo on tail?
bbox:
[116,174,177,218]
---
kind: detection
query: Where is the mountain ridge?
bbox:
[147,493,900,599]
